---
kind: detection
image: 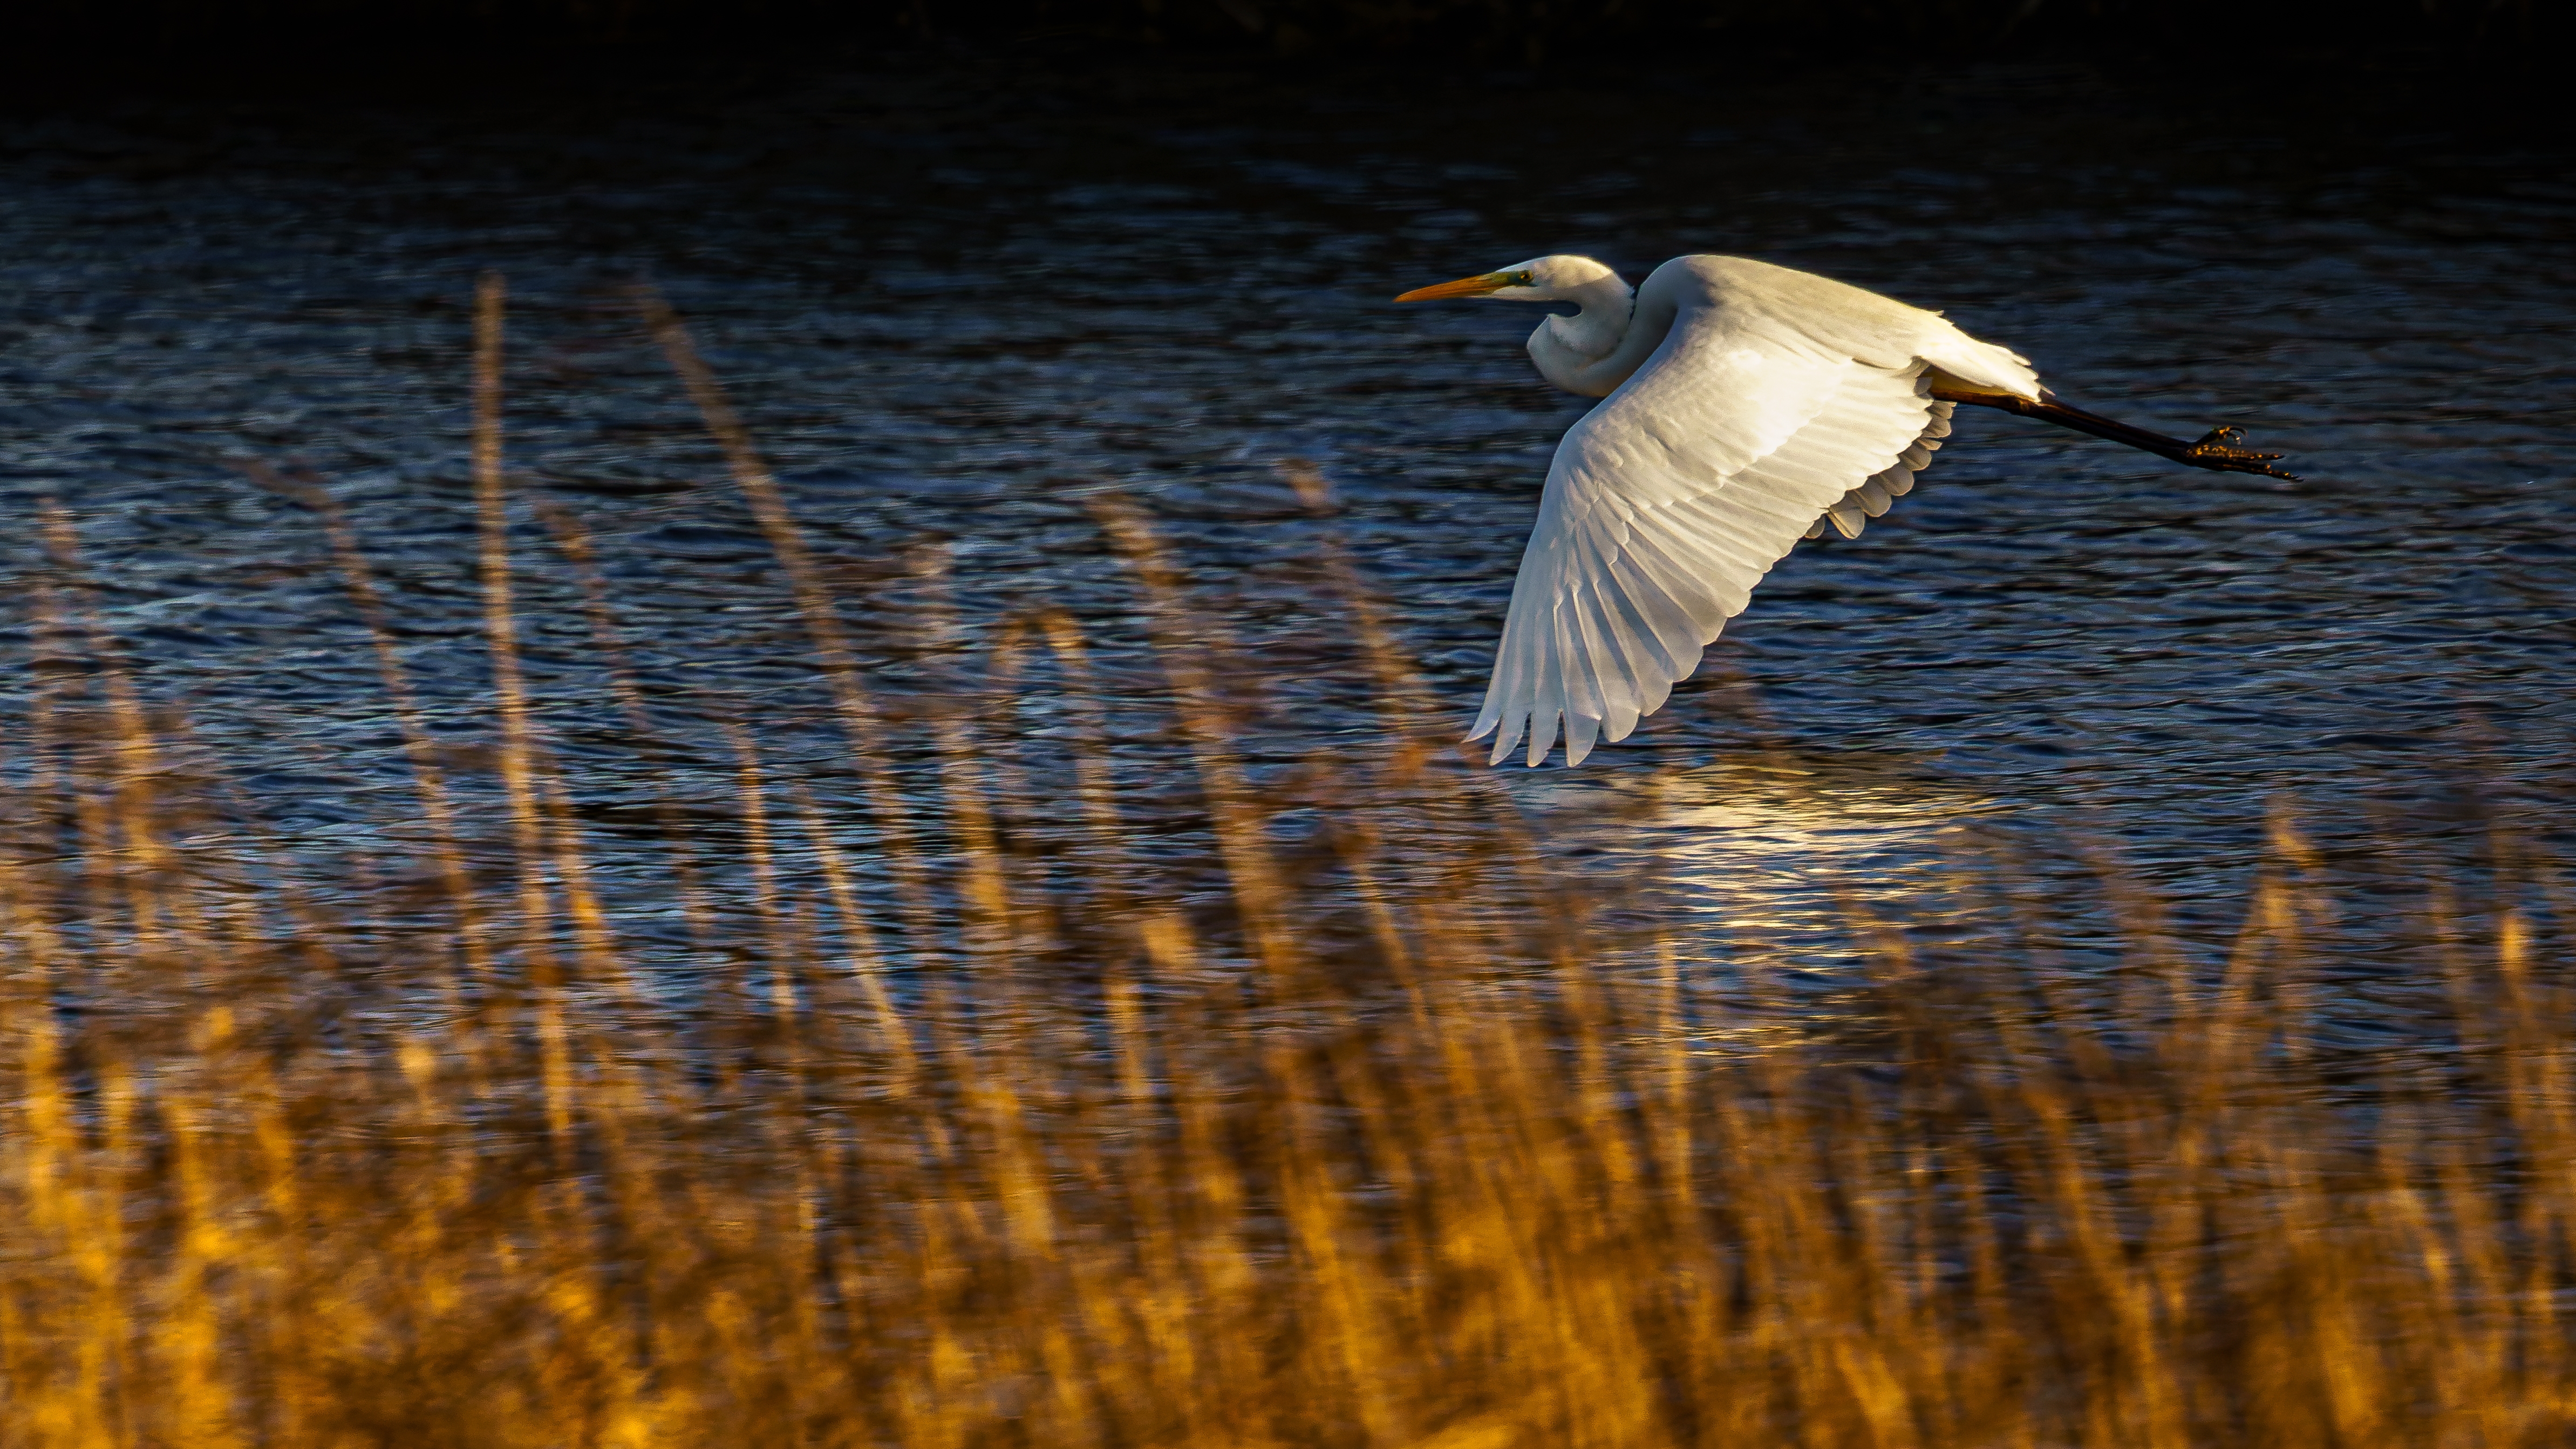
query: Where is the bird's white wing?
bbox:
[1469,307,1940,766]
[1808,398,1954,541]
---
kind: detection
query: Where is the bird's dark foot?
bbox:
[2175,426,2301,481]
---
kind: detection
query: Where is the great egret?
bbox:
[1396,253,2295,767]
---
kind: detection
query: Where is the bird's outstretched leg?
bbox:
[1931,386,2301,481]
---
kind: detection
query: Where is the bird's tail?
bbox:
[1920,328,2041,400]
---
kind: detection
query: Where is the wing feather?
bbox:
[1473,297,1953,766]
[1817,396,1954,539]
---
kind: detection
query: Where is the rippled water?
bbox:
[3,58,2570,997]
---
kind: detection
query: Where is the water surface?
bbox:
[3,57,2568,1008]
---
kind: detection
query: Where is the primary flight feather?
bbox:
[1396,253,2294,767]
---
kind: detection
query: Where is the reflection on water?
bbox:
[0,58,2570,1004]
[1613,753,2001,951]
[1515,737,1999,943]
[1501,749,2010,1044]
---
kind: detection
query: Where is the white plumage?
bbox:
[1398,254,2041,767]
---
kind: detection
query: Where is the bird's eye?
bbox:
[1509,271,1536,287]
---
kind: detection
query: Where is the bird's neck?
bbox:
[1525,276,1657,398]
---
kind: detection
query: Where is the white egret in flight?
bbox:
[1397,254,2294,767]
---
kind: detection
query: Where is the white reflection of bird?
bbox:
[1397,254,2294,767]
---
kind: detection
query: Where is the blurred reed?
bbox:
[0,275,2571,1448]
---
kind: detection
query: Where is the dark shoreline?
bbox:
[8,0,2564,118]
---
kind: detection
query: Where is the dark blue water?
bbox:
[3,59,2568,1001]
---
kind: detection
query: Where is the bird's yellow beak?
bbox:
[1394,271,1511,302]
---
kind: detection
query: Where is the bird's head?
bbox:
[1396,253,1640,393]
[1394,254,1627,303]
